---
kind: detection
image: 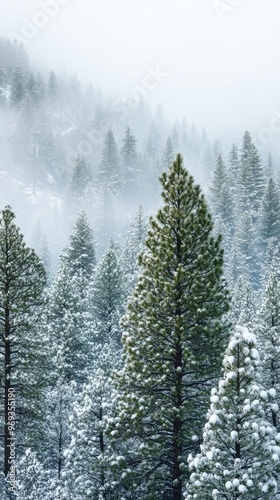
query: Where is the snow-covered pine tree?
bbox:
[16,449,53,499]
[90,239,124,345]
[160,136,175,171]
[98,129,121,193]
[120,126,140,203]
[228,143,240,193]
[209,154,234,228]
[255,267,280,430]
[185,325,280,500]
[63,344,119,500]
[120,204,148,295]
[0,207,46,486]
[109,154,229,500]
[68,155,93,199]
[63,211,96,282]
[42,257,94,480]
[235,210,259,286]
[230,276,256,328]
[260,177,280,245]
[10,66,26,108]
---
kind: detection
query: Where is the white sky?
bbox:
[1,0,280,141]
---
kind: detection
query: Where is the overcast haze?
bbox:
[2,0,280,142]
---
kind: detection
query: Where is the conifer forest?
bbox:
[1,2,280,498]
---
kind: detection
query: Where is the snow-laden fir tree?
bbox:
[63,343,120,500]
[62,211,96,282]
[236,210,259,286]
[120,204,148,295]
[46,263,94,385]
[98,129,121,192]
[15,449,53,499]
[42,261,94,480]
[185,325,280,499]
[254,267,280,430]
[209,154,234,229]
[0,206,46,486]
[120,126,140,203]
[90,239,124,345]
[109,154,229,500]
[68,155,93,199]
[228,143,239,193]
[160,136,175,171]
[260,177,280,245]
[209,154,227,211]
[230,276,256,328]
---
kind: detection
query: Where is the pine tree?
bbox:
[239,133,265,217]
[250,144,265,215]
[16,449,52,499]
[0,207,46,483]
[121,126,137,168]
[68,155,93,199]
[63,211,96,281]
[160,136,175,171]
[46,263,93,384]
[255,268,280,430]
[42,263,94,481]
[230,276,256,328]
[228,143,239,192]
[63,344,119,500]
[209,154,227,214]
[10,66,26,108]
[236,211,259,286]
[47,70,58,101]
[98,129,121,192]
[185,326,280,499]
[120,205,148,295]
[110,155,229,499]
[209,154,234,229]
[120,126,140,203]
[146,121,161,161]
[90,239,124,345]
[260,177,280,243]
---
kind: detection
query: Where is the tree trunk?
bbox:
[4,305,11,477]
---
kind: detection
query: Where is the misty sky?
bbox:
[1,0,280,143]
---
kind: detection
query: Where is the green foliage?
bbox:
[0,206,46,478]
[90,239,124,345]
[110,155,229,498]
[63,211,96,281]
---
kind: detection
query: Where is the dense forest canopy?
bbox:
[1,37,280,499]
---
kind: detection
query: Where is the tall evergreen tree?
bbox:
[110,155,229,499]
[120,205,148,295]
[260,177,280,244]
[63,211,96,281]
[0,207,46,484]
[98,129,121,192]
[255,267,280,430]
[63,344,119,500]
[160,136,175,171]
[209,154,234,227]
[120,126,137,167]
[90,239,123,345]
[68,155,93,199]
[120,126,140,203]
[186,326,280,499]
[47,71,58,101]
[10,66,26,108]
[228,142,239,192]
